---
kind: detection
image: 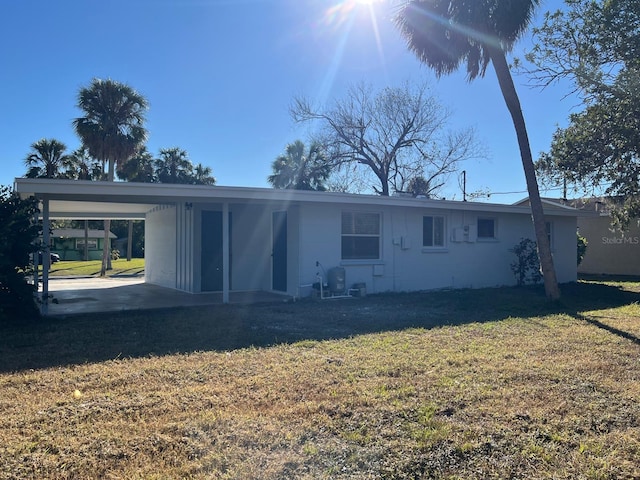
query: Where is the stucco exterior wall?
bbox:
[145,205,177,289]
[163,198,578,296]
[296,203,577,296]
[578,216,640,276]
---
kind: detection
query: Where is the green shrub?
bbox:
[509,238,542,286]
[0,186,41,323]
[577,232,588,266]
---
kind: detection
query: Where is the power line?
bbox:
[473,186,565,197]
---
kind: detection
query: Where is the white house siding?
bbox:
[145,205,178,289]
[176,203,195,291]
[297,203,577,296]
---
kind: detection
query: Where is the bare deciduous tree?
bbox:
[291,82,479,197]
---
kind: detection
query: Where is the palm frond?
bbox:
[395,0,540,80]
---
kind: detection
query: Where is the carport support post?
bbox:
[222,202,230,304]
[222,202,229,303]
[32,211,39,293]
[41,196,50,316]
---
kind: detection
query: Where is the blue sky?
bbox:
[1,0,574,204]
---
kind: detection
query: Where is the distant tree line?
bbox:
[25,141,215,186]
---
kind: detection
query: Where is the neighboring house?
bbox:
[567,198,639,276]
[515,197,640,276]
[50,228,117,261]
[16,179,583,303]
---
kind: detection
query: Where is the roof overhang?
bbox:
[15,178,585,219]
[513,197,600,217]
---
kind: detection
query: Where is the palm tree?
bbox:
[155,147,193,184]
[396,0,560,299]
[193,163,216,185]
[74,78,148,275]
[268,140,331,191]
[24,138,70,178]
[74,79,148,182]
[63,146,103,181]
[117,146,156,183]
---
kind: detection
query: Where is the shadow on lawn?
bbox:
[574,312,640,346]
[1,281,639,373]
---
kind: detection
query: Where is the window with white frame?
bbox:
[341,212,380,260]
[423,215,445,247]
[477,218,496,239]
[76,238,98,249]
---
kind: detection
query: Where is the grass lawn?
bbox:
[1,280,639,479]
[46,258,145,277]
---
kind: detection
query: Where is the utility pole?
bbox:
[462,170,467,201]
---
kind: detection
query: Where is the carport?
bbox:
[16,178,303,316]
[15,178,234,315]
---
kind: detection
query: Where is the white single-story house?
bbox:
[16,178,583,309]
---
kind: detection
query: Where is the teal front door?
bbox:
[272,211,287,292]
[201,211,232,292]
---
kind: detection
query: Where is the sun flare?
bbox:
[315,0,388,104]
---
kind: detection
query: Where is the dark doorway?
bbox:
[272,211,287,292]
[201,211,232,292]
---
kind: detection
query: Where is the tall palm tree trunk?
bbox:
[489,47,560,299]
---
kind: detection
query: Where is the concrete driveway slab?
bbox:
[41,277,289,316]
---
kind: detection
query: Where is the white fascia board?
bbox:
[14,178,583,217]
